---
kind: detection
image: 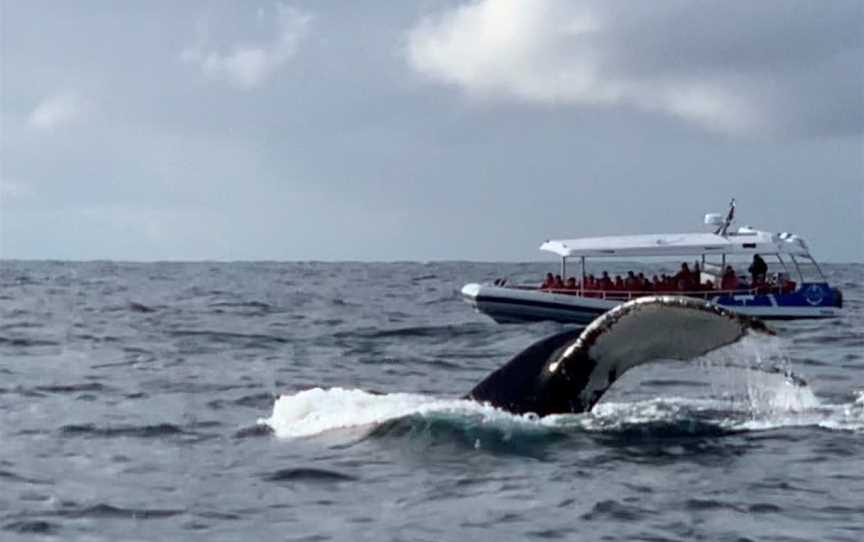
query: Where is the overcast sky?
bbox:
[1,1,862,262]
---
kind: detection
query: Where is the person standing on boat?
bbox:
[675,263,694,291]
[749,254,768,285]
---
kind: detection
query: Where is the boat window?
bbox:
[790,255,828,282]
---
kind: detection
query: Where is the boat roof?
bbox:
[540,228,813,258]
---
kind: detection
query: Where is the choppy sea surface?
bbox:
[1,261,862,541]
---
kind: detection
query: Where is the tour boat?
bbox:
[461,202,843,324]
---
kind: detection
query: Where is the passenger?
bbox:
[541,272,554,289]
[583,274,596,297]
[675,263,693,291]
[624,271,638,291]
[663,274,674,292]
[651,275,661,291]
[721,266,737,290]
[693,263,702,289]
[599,271,613,291]
[614,275,624,291]
[749,254,767,285]
[553,274,565,289]
[566,277,577,289]
[637,272,648,291]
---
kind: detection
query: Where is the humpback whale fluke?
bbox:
[467,296,775,417]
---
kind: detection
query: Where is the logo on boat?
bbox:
[804,284,825,306]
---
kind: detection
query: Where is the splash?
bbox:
[813,389,864,433]
[259,386,864,440]
[699,334,820,416]
[258,387,546,439]
[259,337,862,439]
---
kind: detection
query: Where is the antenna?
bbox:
[715,198,735,236]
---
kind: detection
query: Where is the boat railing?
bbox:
[503,284,794,301]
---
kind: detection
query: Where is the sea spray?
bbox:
[259,387,549,439]
[701,334,819,418]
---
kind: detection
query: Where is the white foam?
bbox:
[258,387,546,439]
[735,402,864,433]
[740,370,821,413]
[822,389,864,432]
[259,384,864,439]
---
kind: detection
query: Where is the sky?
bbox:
[1,0,862,262]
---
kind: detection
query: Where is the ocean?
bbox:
[1,261,862,541]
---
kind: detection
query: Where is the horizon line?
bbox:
[2,257,862,265]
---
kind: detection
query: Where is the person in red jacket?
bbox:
[553,275,565,289]
[675,263,693,291]
[721,266,738,291]
[599,271,613,291]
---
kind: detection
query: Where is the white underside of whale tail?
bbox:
[563,296,774,408]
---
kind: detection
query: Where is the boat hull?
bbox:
[460,283,841,324]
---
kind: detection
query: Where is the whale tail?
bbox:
[468,296,779,416]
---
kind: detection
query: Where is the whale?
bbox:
[466,296,785,417]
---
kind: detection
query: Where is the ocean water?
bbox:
[1,261,862,541]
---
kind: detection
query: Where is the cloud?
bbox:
[181,3,311,90]
[0,179,36,202]
[27,92,85,131]
[406,0,863,138]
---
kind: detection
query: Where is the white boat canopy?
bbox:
[540,228,812,258]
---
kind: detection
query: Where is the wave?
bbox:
[259,382,864,445]
[259,387,552,439]
[261,467,356,483]
[207,392,276,411]
[3,520,60,534]
[127,302,158,313]
[33,382,110,394]
[4,503,185,534]
[59,422,191,439]
[330,322,490,341]
[167,329,288,346]
[0,337,60,348]
[0,469,49,485]
[50,503,184,520]
[208,300,272,310]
